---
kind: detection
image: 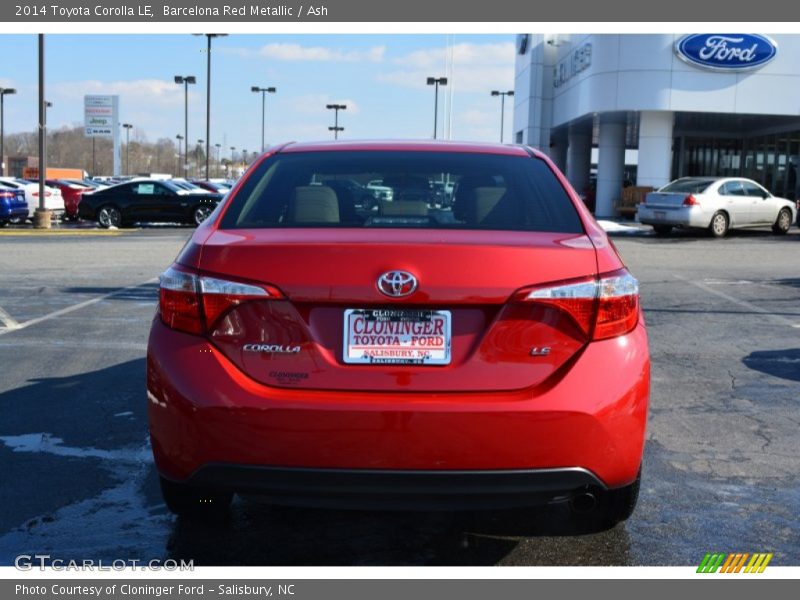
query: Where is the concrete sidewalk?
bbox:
[596,219,651,235]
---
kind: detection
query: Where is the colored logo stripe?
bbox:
[745,553,773,573]
[697,553,725,573]
[697,552,773,573]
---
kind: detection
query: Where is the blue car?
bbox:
[0,183,28,225]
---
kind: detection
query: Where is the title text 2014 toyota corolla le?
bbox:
[147,140,649,526]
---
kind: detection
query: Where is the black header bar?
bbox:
[2,0,794,23]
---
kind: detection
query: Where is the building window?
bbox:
[515,131,524,144]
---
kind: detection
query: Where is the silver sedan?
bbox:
[637,177,797,238]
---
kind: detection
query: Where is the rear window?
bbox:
[220,151,583,233]
[660,179,715,194]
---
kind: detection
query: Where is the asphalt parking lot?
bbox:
[0,224,798,566]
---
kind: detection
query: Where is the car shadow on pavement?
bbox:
[771,278,800,289]
[0,359,150,547]
[60,283,159,300]
[743,348,800,382]
[639,228,798,242]
[164,499,632,566]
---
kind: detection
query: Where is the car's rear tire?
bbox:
[653,225,672,236]
[708,211,729,238]
[97,205,122,229]
[772,208,792,235]
[159,476,233,517]
[192,205,213,226]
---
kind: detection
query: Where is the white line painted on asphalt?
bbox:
[0,278,158,337]
[676,275,800,328]
[0,339,147,351]
[0,305,21,330]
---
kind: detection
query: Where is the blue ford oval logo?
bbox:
[675,34,777,71]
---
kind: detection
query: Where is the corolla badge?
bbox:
[675,34,778,71]
[377,271,418,298]
[243,344,301,353]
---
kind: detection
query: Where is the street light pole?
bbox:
[174,75,196,179]
[0,87,17,177]
[196,139,204,178]
[122,123,133,175]
[35,34,49,228]
[251,86,276,153]
[426,77,447,139]
[326,103,346,140]
[490,90,514,143]
[214,143,221,177]
[175,134,184,176]
[194,34,227,181]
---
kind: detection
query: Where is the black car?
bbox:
[78,179,223,228]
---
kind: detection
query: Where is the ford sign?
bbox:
[675,34,778,72]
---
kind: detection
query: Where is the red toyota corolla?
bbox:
[147,140,649,525]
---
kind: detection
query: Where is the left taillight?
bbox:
[682,194,700,206]
[519,268,640,341]
[159,267,203,335]
[158,265,282,335]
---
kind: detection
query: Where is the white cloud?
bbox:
[379,42,515,94]
[459,107,495,127]
[448,100,507,143]
[223,43,385,63]
[50,79,192,107]
[394,42,513,69]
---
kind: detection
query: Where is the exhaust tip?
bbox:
[570,491,597,513]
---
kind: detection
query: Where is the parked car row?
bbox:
[0,174,236,228]
[0,176,66,223]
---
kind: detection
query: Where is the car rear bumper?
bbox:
[637,205,709,228]
[147,317,650,496]
[178,464,607,510]
[27,207,65,219]
[0,207,29,220]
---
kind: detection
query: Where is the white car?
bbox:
[0,177,65,221]
[367,179,394,201]
[637,177,797,238]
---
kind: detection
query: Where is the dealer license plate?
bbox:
[343,309,452,365]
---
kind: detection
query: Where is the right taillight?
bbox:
[519,269,640,341]
[158,265,283,335]
[594,271,640,340]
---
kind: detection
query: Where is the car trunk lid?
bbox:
[193,228,598,393]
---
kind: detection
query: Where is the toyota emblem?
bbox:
[377,271,418,298]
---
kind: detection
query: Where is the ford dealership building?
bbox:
[512,34,800,216]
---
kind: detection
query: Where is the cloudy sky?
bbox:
[0,34,515,156]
